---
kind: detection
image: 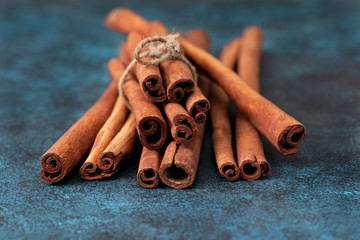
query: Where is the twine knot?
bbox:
[118,33,197,109]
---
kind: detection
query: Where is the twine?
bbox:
[118,33,198,109]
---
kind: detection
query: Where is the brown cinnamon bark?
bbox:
[40,79,120,183]
[236,27,270,179]
[163,102,197,144]
[184,85,210,123]
[160,59,195,102]
[210,39,241,181]
[184,29,211,123]
[97,113,137,176]
[147,20,168,36]
[109,58,167,150]
[104,8,306,154]
[119,40,131,66]
[137,147,162,188]
[105,8,150,36]
[105,9,306,155]
[159,74,210,189]
[180,37,306,155]
[79,96,128,180]
[126,31,166,102]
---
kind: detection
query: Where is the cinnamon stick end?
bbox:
[168,79,194,102]
[260,161,271,177]
[98,152,117,171]
[142,74,167,102]
[219,162,240,181]
[160,163,193,189]
[137,168,160,188]
[239,159,263,181]
[139,116,167,150]
[40,153,65,183]
[278,124,306,155]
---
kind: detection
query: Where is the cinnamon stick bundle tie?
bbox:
[118,33,197,109]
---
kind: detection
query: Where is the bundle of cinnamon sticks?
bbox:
[39,8,306,189]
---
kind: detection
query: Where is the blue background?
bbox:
[1,0,359,239]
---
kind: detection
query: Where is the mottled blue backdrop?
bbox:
[1,0,359,239]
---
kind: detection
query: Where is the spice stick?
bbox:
[79,96,128,180]
[163,101,197,144]
[110,59,167,150]
[184,85,210,123]
[137,147,162,188]
[104,8,306,154]
[119,40,131,65]
[236,27,271,179]
[183,29,211,124]
[180,37,306,155]
[105,8,151,36]
[126,31,166,102]
[159,74,210,189]
[97,113,137,176]
[208,39,242,181]
[40,79,120,183]
[147,20,168,36]
[160,58,195,102]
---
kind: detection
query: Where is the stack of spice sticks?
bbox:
[40,8,306,189]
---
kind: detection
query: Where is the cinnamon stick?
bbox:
[40,78,120,183]
[104,8,306,155]
[159,74,210,189]
[126,31,166,102]
[79,96,128,180]
[236,27,270,179]
[137,147,162,188]
[160,58,195,102]
[97,113,137,176]
[184,29,211,123]
[163,101,197,144]
[110,59,167,150]
[210,39,241,181]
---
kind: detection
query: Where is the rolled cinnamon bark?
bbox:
[159,74,210,189]
[137,147,162,188]
[210,39,241,181]
[97,113,137,177]
[236,27,271,179]
[104,8,306,155]
[147,20,168,36]
[126,31,166,102]
[184,85,210,123]
[160,58,195,102]
[163,101,197,144]
[109,58,167,150]
[183,29,211,124]
[180,37,306,155]
[105,8,150,36]
[40,79,120,183]
[79,96,128,180]
[119,40,131,66]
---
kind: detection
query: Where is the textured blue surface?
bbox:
[1,0,359,239]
